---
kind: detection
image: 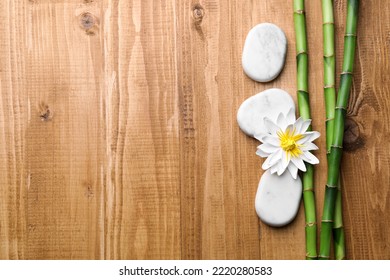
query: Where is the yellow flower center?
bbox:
[277,128,304,158]
[282,138,297,151]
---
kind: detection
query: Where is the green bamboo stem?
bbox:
[319,0,359,260]
[333,179,346,260]
[322,0,336,154]
[321,0,346,260]
[293,0,317,260]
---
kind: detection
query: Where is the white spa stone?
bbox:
[237,88,295,138]
[242,23,287,82]
[255,170,302,227]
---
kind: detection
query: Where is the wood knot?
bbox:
[80,12,95,29]
[38,102,53,122]
[83,182,95,199]
[192,4,205,23]
[79,12,99,35]
[192,4,205,40]
[28,224,36,233]
[343,118,365,152]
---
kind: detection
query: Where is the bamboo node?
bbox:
[326,184,338,189]
[330,145,343,149]
[333,225,344,229]
[318,255,330,259]
[335,106,347,111]
[322,219,334,223]
[306,253,318,258]
[297,89,309,94]
[294,9,305,14]
[345,33,357,37]
[324,84,335,89]
[323,22,335,25]
[341,71,353,75]
[303,188,314,192]
[296,50,308,56]
[323,54,335,58]
[306,222,317,227]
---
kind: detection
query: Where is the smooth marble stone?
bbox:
[242,23,287,82]
[255,170,302,227]
[237,88,295,138]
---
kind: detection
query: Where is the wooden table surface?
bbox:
[0,0,389,260]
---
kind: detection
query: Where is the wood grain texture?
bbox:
[0,0,389,259]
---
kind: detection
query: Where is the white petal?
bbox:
[256,149,269,158]
[258,143,279,154]
[302,151,320,165]
[263,117,280,135]
[297,131,321,144]
[281,151,289,168]
[286,108,296,125]
[275,161,284,176]
[262,135,280,147]
[287,162,299,179]
[301,142,319,151]
[306,131,320,142]
[291,156,307,172]
[294,117,304,133]
[262,157,277,170]
[277,113,288,131]
[285,124,294,135]
[262,149,283,170]
[278,150,290,175]
[254,133,267,142]
[270,163,279,174]
[271,149,283,164]
[299,119,312,134]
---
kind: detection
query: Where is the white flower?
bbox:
[255,109,320,179]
